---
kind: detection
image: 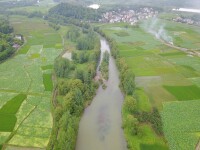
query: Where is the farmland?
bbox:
[99,18,200,149]
[0,16,62,149]
[162,100,200,150]
[0,1,200,149]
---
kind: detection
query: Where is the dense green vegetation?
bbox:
[100,51,109,80]
[47,3,101,24]
[0,18,23,61]
[67,27,99,50]
[47,27,100,150]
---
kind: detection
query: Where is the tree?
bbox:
[124,96,137,113]
[122,70,135,95]
[72,51,77,61]
[0,18,16,61]
[68,79,84,92]
[79,51,88,63]
[54,58,74,78]
[67,27,80,42]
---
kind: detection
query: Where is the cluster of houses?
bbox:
[173,16,200,26]
[12,34,23,49]
[100,7,158,25]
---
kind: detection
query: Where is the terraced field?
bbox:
[0,16,62,149]
[100,20,200,149]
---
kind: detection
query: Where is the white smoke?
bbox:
[144,17,173,45]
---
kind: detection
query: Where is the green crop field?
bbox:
[101,18,200,150]
[43,74,53,91]
[162,100,200,150]
[0,94,26,114]
[0,16,62,149]
[164,85,200,101]
[0,94,27,132]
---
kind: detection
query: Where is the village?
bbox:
[100,7,158,25]
[173,16,200,26]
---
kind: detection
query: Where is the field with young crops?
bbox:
[0,16,62,149]
[162,100,200,150]
[101,19,200,149]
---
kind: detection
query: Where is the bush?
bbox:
[54,58,75,78]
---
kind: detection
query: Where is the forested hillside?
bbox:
[48,3,101,22]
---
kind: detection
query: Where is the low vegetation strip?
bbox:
[163,85,200,101]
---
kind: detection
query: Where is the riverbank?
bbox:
[76,38,127,150]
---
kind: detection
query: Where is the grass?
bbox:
[43,74,53,91]
[162,100,200,150]
[163,85,200,101]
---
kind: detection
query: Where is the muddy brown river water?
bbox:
[75,38,127,150]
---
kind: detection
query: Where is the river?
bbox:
[75,38,127,150]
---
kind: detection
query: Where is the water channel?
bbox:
[76,38,127,150]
